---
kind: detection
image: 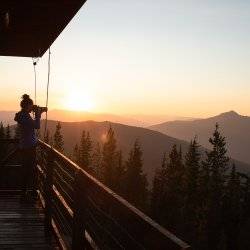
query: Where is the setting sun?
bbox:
[64,91,94,111]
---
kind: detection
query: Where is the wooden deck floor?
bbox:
[0,191,60,250]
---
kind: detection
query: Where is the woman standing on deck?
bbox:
[14,94,46,202]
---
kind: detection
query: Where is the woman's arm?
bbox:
[19,112,41,129]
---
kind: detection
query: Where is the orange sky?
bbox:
[0,1,249,118]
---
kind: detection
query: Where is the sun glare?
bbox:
[64,91,94,111]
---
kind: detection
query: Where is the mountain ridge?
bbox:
[149,111,250,165]
[0,109,196,127]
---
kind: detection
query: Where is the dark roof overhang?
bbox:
[0,0,87,57]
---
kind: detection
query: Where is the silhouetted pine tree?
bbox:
[183,138,201,245]
[73,143,80,164]
[5,124,11,139]
[102,126,119,191]
[92,142,102,179]
[150,124,250,249]
[0,122,5,158]
[123,140,148,210]
[222,164,241,250]
[242,176,250,219]
[240,176,250,248]
[163,144,185,233]
[200,123,230,250]
[53,122,64,152]
[115,150,125,195]
[0,122,5,139]
[78,131,92,172]
[151,144,184,233]
[14,125,20,139]
[44,130,51,144]
[151,152,167,220]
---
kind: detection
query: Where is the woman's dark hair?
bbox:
[20,94,33,109]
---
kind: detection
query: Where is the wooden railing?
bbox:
[0,139,22,189]
[0,139,191,250]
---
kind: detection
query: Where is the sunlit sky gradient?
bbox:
[1,0,250,118]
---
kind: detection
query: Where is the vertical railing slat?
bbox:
[44,147,54,232]
[72,170,86,250]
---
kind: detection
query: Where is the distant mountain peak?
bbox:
[218,110,240,119]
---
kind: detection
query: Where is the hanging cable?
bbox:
[44,48,51,140]
[32,57,39,105]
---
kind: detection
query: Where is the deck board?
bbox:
[0,192,60,250]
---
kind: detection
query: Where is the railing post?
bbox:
[44,147,54,233]
[72,170,86,250]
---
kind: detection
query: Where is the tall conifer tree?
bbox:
[200,123,230,250]
[0,122,5,139]
[44,130,51,144]
[151,152,167,220]
[73,143,80,164]
[115,150,125,195]
[222,164,241,250]
[163,144,184,232]
[14,125,20,139]
[53,122,64,152]
[78,131,92,172]
[123,140,148,210]
[102,126,119,190]
[183,138,201,244]
[5,124,11,139]
[92,142,102,179]
[0,122,5,158]
[152,145,184,231]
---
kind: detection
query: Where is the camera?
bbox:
[32,105,48,113]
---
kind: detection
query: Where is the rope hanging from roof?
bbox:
[32,57,39,105]
[44,48,51,140]
[31,48,51,141]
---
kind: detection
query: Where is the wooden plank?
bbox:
[0,192,59,249]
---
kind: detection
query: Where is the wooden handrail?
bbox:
[0,139,190,249]
[37,139,191,250]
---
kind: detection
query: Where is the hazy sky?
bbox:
[1,0,250,118]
